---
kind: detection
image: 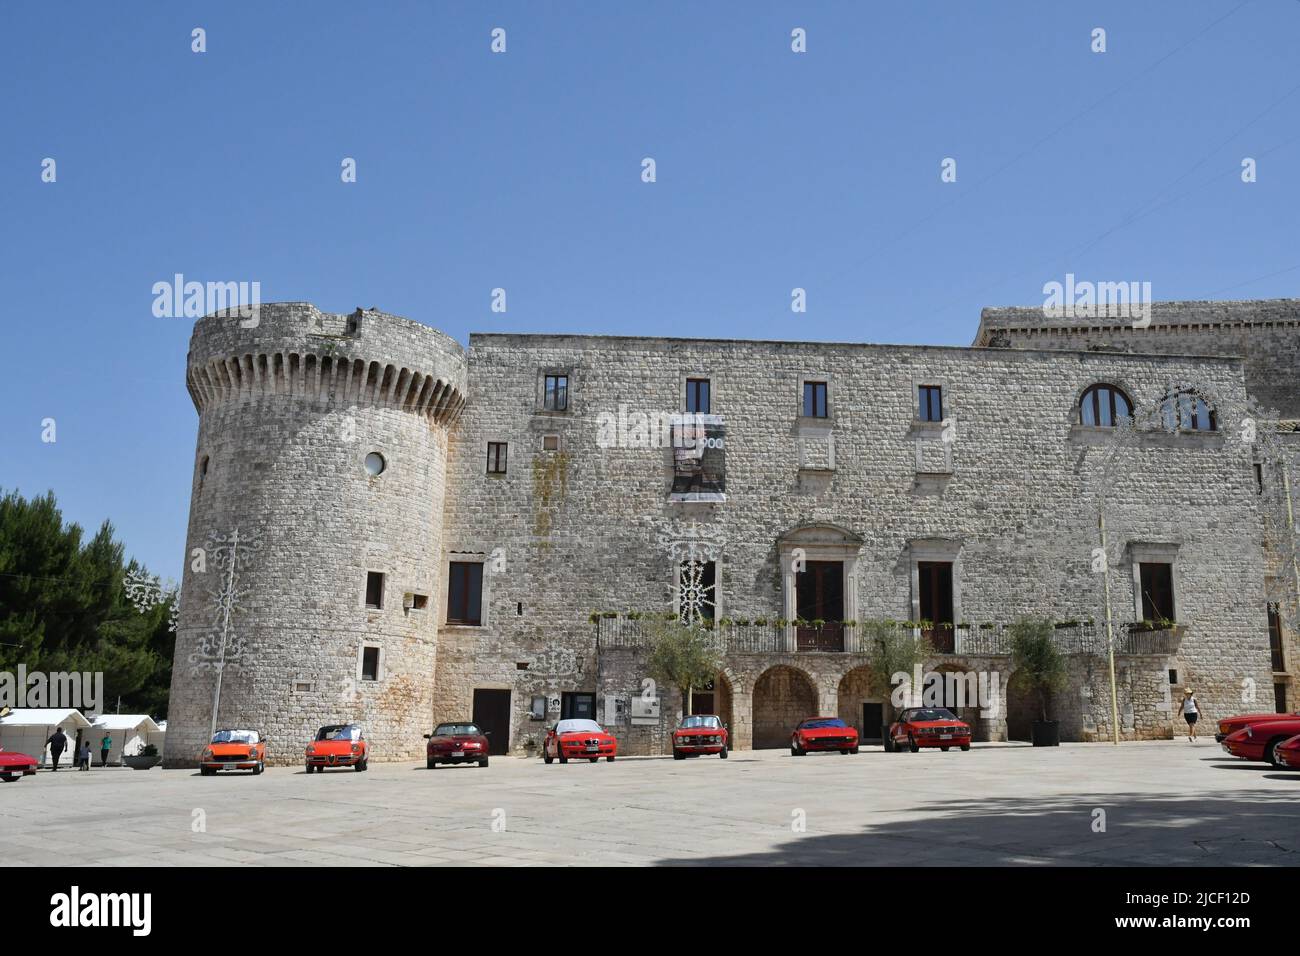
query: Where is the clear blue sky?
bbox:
[2,1,1298,582]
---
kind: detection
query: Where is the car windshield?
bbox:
[434,724,480,736]
[801,718,847,729]
[317,725,361,741]
[680,716,721,729]
[907,709,958,722]
[211,730,258,744]
[555,719,602,735]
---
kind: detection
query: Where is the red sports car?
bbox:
[0,748,38,783]
[305,723,369,773]
[1215,711,1299,743]
[886,707,972,752]
[1220,717,1300,767]
[200,728,266,775]
[672,714,729,759]
[791,717,859,756]
[1273,734,1300,769]
[425,721,491,768]
[543,718,617,764]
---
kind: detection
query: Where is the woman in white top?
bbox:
[1181,688,1200,741]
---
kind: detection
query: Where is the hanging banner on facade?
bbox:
[670,414,725,500]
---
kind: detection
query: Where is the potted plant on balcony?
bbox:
[1008,617,1069,746]
[644,617,724,720]
[862,620,934,749]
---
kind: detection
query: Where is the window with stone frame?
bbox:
[1138,562,1175,622]
[543,373,569,412]
[1160,389,1216,432]
[1079,383,1132,427]
[803,381,828,418]
[447,561,484,626]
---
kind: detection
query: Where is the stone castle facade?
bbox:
[162,299,1300,765]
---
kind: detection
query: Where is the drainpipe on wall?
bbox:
[1099,506,1120,746]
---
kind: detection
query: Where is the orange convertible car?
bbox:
[200,729,266,775]
[305,723,369,773]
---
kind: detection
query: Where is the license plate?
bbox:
[940,734,953,740]
[586,745,598,752]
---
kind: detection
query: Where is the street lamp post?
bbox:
[1098,506,1121,746]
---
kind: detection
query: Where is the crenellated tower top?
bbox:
[186,302,467,426]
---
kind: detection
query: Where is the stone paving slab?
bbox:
[2,741,1297,866]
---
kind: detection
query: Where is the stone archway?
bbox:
[752,665,817,749]
[932,663,989,741]
[837,665,885,744]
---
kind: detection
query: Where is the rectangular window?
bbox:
[1138,562,1175,622]
[803,381,828,418]
[361,646,380,682]
[410,593,429,611]
[686,378,711,414]
[487,441,508,474]
[365,572,384,609]
[1254,462,1264,494]
[919,385,944,422]
[447,561,484,626]
[561,692,596,720]
[1268,602,1285,671]
[542,434,560,452]
[543,374,568,411]
[1275,683,1288,714]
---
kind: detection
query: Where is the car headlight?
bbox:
[352,744,361,753]
[306,746,315,755]
[202,749,213,759]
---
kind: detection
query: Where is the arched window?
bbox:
[1161,389,1216,432]
[1079,384,1132,427]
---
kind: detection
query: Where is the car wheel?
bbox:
[940,746,950,752]
[851,746,860,755]
[588,757,598,763]
[543,748,553,765]
[479,758,489,768]
[883,735,894,753]
[558,750,568,764]
[960,743,970,752]
[1267,738,1286,768]
[841,749,851,755]
[255,761,264,775]
[0,774,16,783]
[606,756,615,762]
[304,764,313,774]
[791,744,805,756]
[427,758,436,769]
[719,747,728,759]
[908,735,920,753]
[673,750,685,760]
[201,767,215,776]
[355,758,367,772]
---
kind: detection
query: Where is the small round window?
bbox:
[364,452,386,476]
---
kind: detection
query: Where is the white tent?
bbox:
[89,715,165,765]
[0,708,93,768]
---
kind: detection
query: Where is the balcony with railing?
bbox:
[593,615,1185,658]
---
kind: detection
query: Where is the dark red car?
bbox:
[1215,711,1299,743]
[425,721,490,768]
[1220,716,1300,767]
[0,748,38,783]
[886,707,972,752]
[791,717,859,756]
[672,714,728,759]
[543,718,617,764]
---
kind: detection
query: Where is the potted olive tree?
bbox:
[863,620,934,750]
[1008,617,1069,747]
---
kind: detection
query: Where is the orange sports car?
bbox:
[200,729,266,775]
[305,723,369,773]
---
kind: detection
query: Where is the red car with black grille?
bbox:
[791,717,859,756]
[1214,711,1299,743]
[0,748,38,783]
[886,707,972,752]
[672,714,728,759]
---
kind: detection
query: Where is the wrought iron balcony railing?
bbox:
[592,617,1185,658]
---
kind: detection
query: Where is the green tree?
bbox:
[643,617,723,719]
[861,620,934,719]
[1008,616,1069,722]
[0,489,173,716]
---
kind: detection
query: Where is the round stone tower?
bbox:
[163,303,466,766]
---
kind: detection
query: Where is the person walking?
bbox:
[45,727,68,771]
[99,732,113,767]
[78,740,91,770]
[1181,688,1201,742]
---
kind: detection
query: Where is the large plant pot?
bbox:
[1031,721,1060,747]
[123,755,161,770]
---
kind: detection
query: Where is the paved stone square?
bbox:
[3,741,1297,866]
